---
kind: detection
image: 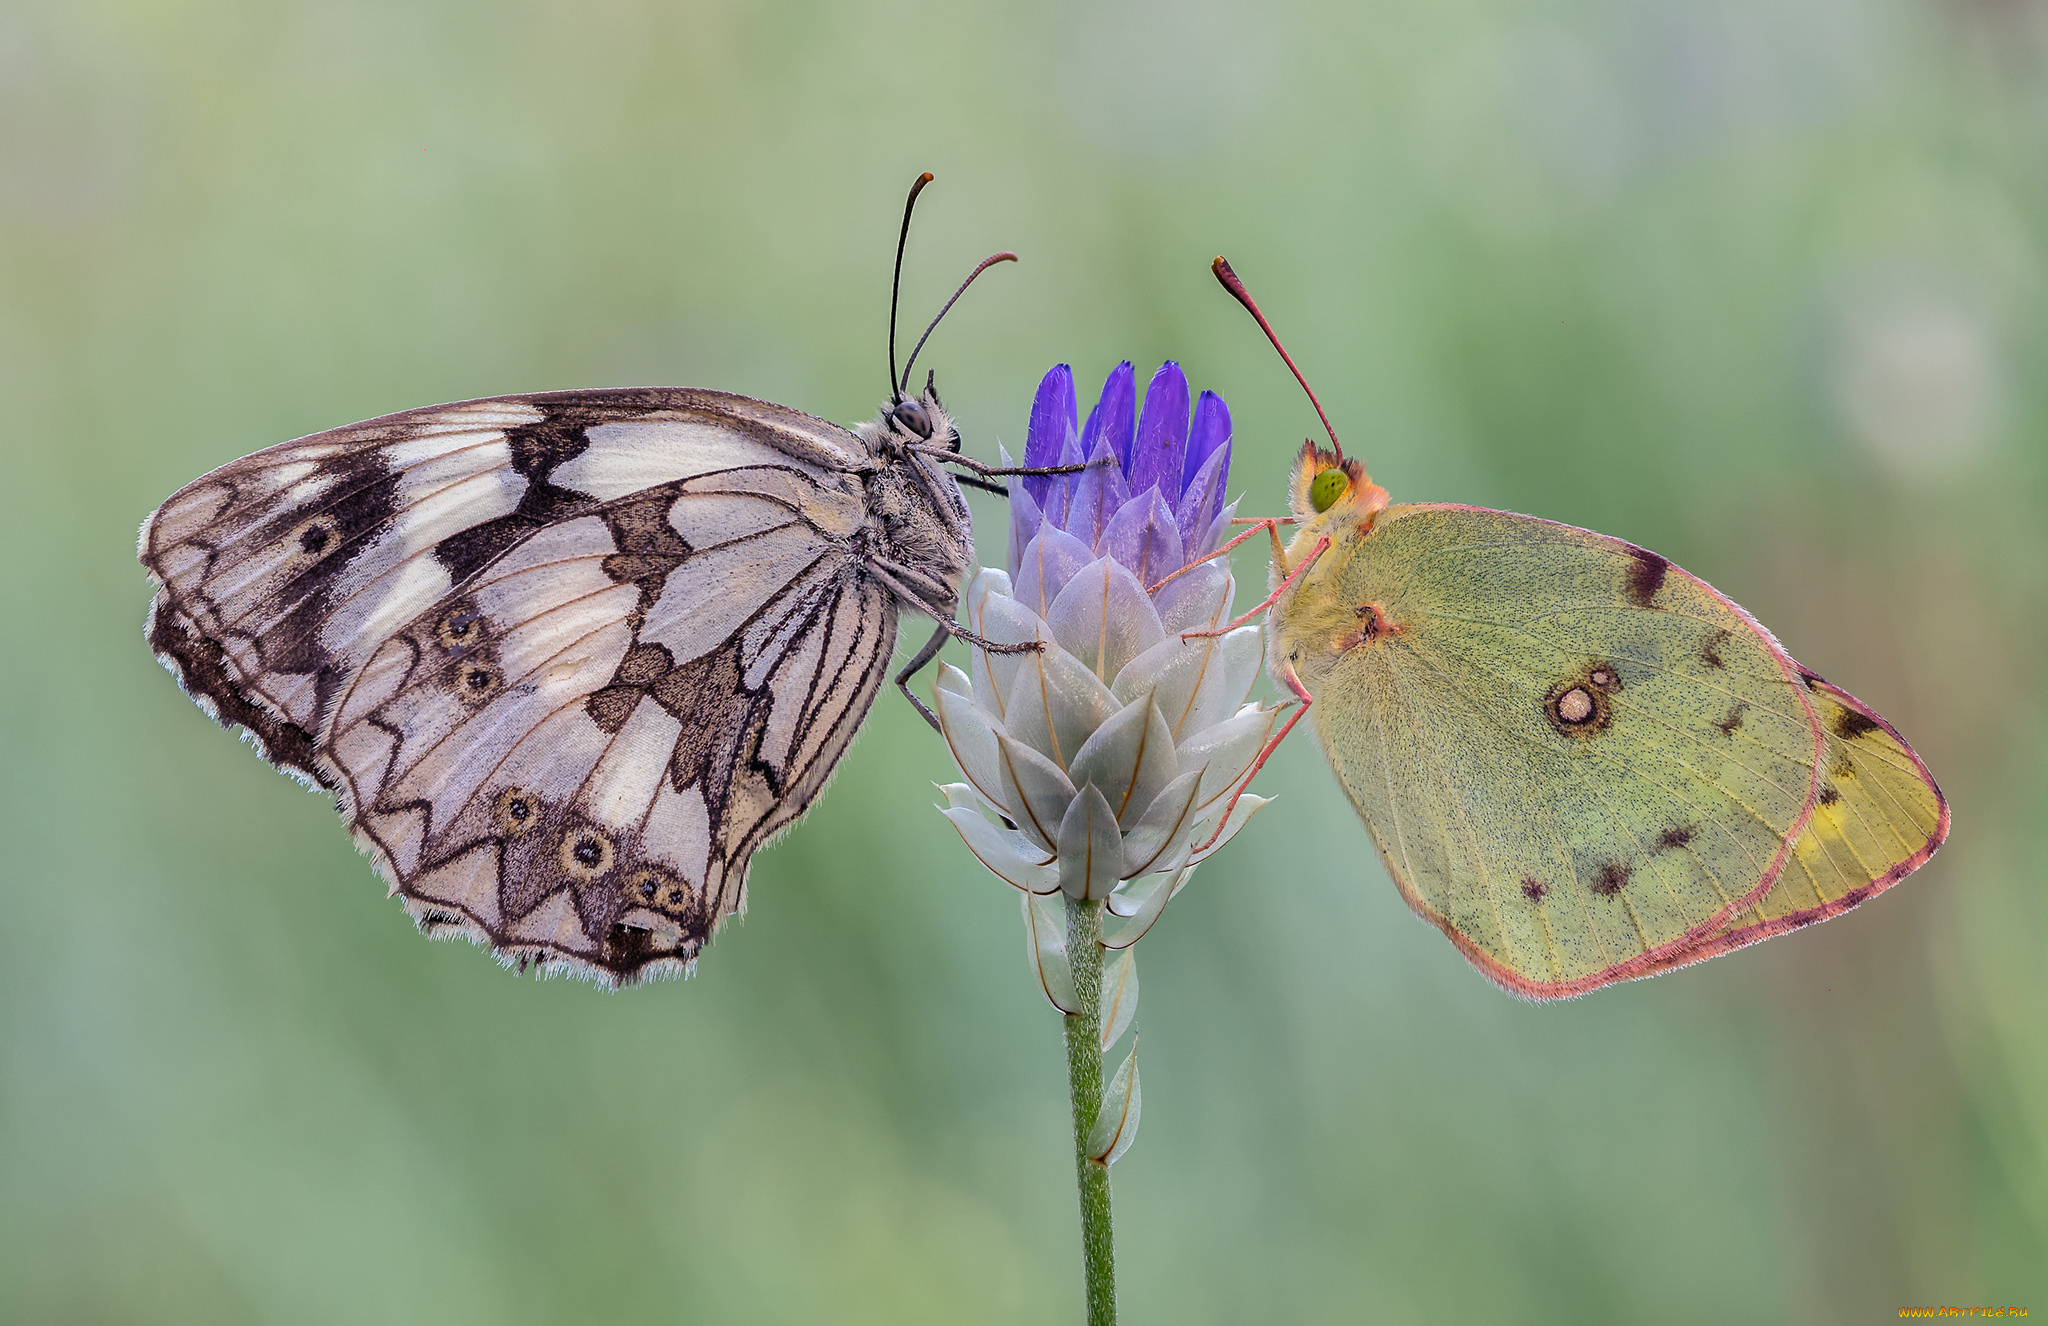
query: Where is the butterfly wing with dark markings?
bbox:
[1270,499,1947,998]
[142,387,971,984]
[1640,674,1948,978]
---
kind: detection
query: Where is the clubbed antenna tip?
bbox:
[1211,255,1342,462]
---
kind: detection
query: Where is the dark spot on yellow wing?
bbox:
[1622,545,1667,608]
[1818,782,1842,807]
[1716,702,1747,737]
[1591,861,1632,896]
[1656,825,1695,850]
[1831,705,1883,740]
[1521,877,1547,902]
[1830,748,1857,779]
[1336,601,1396,652]
[1700,628,1731,670]
[1546,662,1620,738]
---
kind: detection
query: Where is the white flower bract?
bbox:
[935,555,1274,973]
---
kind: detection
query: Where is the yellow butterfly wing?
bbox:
[1642,675,1948,976]
[1272,500,1941,998]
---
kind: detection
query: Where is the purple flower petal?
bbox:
[1039,459,1073,535]
[1023,365,1077,506]
[1006,466,1043,578]
[1183,390,1230,495]
[1199,498,1240,565]
[1175,437,1231,558]
[1058,403,1087,468]
[1081,362,1137,476]
[1060,432,1131,550]
[1126,362,1189,501]
[1099,489,1186,590]
[1014,360,1233,597]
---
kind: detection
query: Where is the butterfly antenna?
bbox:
[1212,256,1343,462]
[900,251,1018,394]
[888,172,935,404]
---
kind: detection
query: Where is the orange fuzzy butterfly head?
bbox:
[1287,439,1387,527]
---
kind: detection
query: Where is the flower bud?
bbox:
[936,364,1277,988]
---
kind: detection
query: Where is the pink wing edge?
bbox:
[1631,675,1949,981]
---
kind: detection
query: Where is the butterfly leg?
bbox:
[869,559,1044,663]
[1181,535,1331,639]
[1192,662,1316,853]
[892,616,1040,733]
[873,563,1043,733]
[894,623,953,732]
[1146,516,1297,595]
[915,446,1114,480]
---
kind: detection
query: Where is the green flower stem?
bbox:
[1062,894,1116,1326]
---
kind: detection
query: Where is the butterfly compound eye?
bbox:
[1310,467,1349,512]
[892,399,933,439]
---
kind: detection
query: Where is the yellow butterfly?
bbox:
[1195,258,1948,999]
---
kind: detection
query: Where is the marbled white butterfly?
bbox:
[139,174,1067,985]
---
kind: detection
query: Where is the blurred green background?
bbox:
[3,0,2043,1321]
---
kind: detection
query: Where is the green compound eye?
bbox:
[1309,467,1349,513]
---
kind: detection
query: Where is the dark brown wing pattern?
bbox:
[143,389,902,983]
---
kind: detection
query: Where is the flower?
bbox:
[1006,361,1237,594]
[933,363,1277,1011]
